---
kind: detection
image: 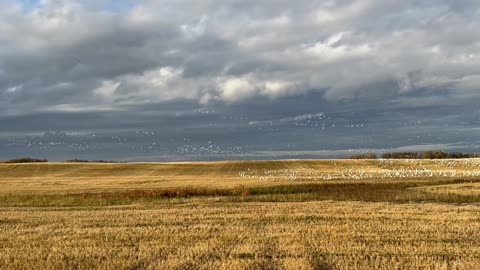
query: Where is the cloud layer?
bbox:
[2,0,480,110]
[1,0,480,160]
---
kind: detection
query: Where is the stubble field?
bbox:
[0,159,479,269]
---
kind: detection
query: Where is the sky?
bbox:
[1,0,480,161]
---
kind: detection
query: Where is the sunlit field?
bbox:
[1,159,479,269]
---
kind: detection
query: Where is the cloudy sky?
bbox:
[1,0,480,161]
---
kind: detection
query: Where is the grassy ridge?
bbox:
[1,179,478,207]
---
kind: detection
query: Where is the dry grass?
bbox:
[418,182,480,196]
[0,160,479,269]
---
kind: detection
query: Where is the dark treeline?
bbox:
[0,157,48,163]
[382,151,480,159]
[351,151,480,159]
[0,158,122,163]
[65,159,124,163]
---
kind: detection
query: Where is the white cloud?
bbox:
[303,36,372,63]
[218,77,256,103]
[40,103,122,113]
[127,6,155,25]
[180,15,208,39]
[6,84,23,93]
[249,113,325,126]
[94,81,121,100]
[262,80,294,96]
[453,75,480,93]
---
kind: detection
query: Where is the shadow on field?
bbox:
[1,179,479,207]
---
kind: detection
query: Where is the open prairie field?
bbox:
[0,159,479,269]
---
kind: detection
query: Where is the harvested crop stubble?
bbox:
[0,160,479,269]
[0,201,479,269]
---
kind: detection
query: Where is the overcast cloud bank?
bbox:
[1,0,480,160]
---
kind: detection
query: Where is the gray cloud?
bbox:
[1,0,480,160]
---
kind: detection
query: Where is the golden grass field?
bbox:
[0,159,479,269]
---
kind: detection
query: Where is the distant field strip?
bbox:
[1,159,480,193]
